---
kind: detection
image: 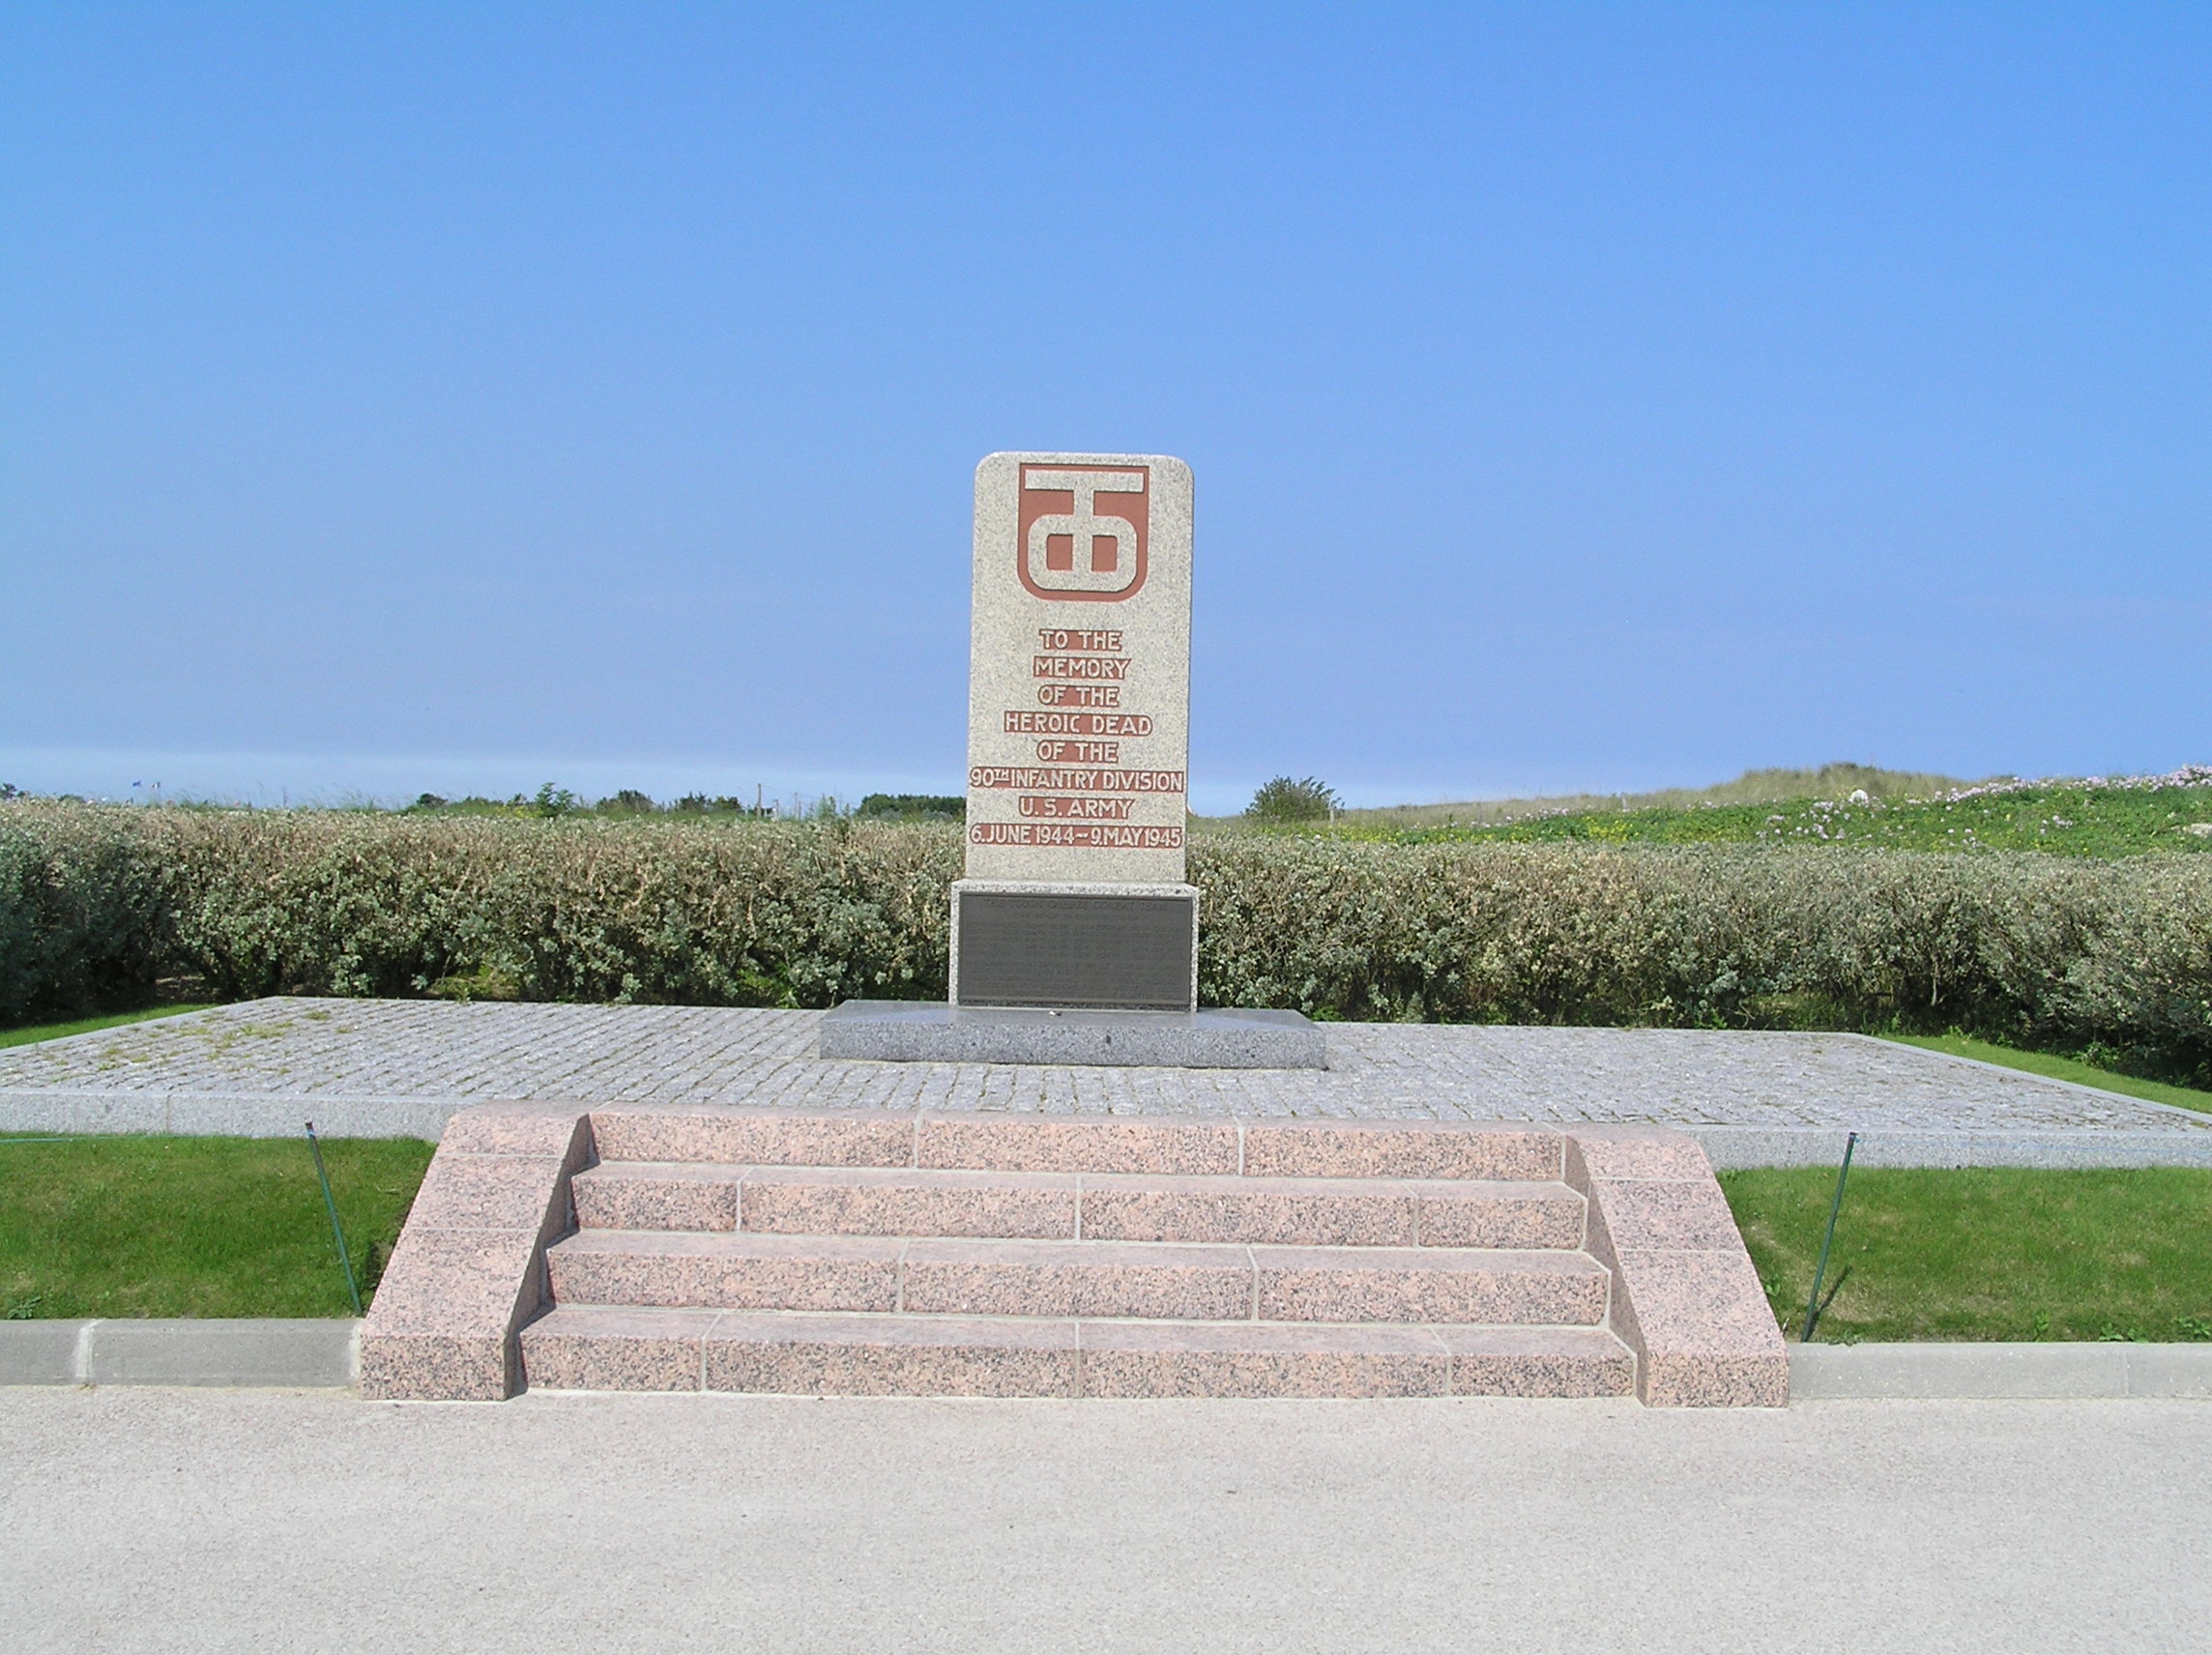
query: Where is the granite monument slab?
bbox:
[821,450,1322,1066]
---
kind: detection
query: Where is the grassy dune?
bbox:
[1299,764,1972,830]
[1232,769,2212,859]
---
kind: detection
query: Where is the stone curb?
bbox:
[10,1094,2212,1168]
[0,1320,360,1387]
[1790,1341,2212,1399]
[4,1321,2208,1399]
[0,1089,455,1141]
[1689,1125,2212,1170]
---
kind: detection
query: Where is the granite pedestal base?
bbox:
[817,1001,1325,1069]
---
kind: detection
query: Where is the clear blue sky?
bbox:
[4,4,2206,811]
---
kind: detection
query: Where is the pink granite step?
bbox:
[370,1105,1786,1406]
[1075,1174,1583,1249]
[570,1161,745,1232]
[583,1109,1565,1181]
[571,1162,1587,1247]
[897,1238,1252,1320]
[518,1305,1081,1396]
[515,1304,1637,1398]
[738,1165,1083,1238]
[574,1163,1086,1239]
[1076,1319,1634,1398]
[1251,1245,1607,1324]
[546,1232,1608,1323]
[546,1230,905,1313]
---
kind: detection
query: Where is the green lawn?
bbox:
[1881,1032,2212,1116]
[0,1004,218,1050]
[1721,1165,2212,1344]
[0,1134,432,1319]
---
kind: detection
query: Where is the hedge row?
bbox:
[4,803,2207,1081]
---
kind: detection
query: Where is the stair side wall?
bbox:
[360,1104,595,1400]
[1565,1127,1790,1407]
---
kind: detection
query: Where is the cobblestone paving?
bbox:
[3,999,2206,1138]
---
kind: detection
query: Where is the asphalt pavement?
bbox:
[3,1386,2204,1652]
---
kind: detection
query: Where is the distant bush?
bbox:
[858,795,965,820]
[1,803,2205,1084]
[1246,776,1339,823]
[670,794,775,818]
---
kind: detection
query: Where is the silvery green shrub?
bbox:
[0,805,174,1017]
[1,802,2204,1082]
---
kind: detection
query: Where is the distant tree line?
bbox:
[400,786,961,821]
[856,795,965,820]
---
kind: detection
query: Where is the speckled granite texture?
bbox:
[1568,1128,1790,1406]
[357,1104,591,1402]
[3,999,2206,1166]
[376,1104,1780,1404]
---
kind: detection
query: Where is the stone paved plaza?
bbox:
[3,999,2207,1166]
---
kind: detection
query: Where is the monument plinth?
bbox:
[821,450,1322,1068]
